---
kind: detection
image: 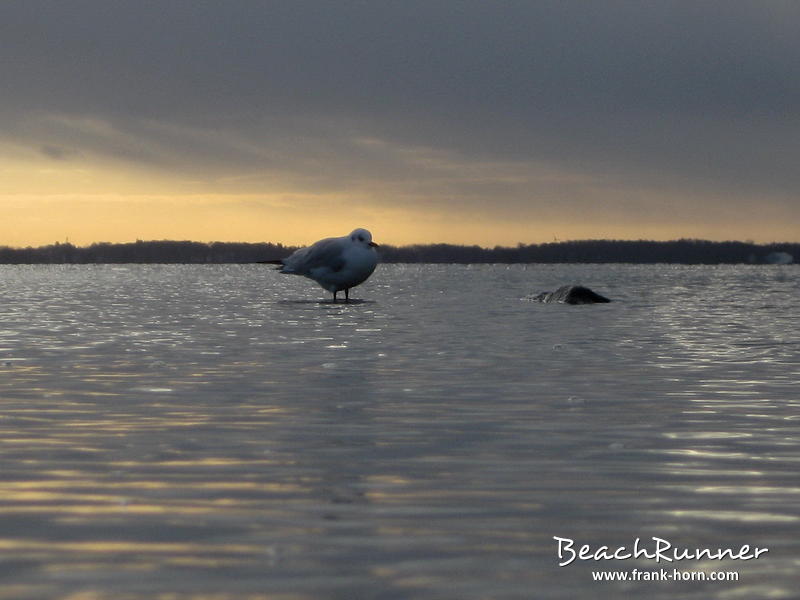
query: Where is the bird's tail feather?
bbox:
[255,259,288,272]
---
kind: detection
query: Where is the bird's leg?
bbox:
[344,288,350,303]
[332,290,338,303]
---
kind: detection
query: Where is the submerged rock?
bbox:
[530,285,611,304]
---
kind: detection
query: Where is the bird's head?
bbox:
[350,228,378,248]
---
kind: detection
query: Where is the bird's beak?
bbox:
[369,241,379,248]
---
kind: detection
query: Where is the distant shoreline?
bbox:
[0,239,796,265]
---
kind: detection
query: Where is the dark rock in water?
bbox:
[530,285,611,304]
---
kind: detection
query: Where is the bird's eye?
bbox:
[358,236,364,241]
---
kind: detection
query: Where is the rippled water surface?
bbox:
[1,264,798,599]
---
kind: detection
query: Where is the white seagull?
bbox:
[266,228,379,302]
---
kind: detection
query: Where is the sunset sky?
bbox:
[2,1,798,247]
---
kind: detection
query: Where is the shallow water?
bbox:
[0,263,798,599]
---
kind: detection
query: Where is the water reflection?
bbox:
[0,265,798,598]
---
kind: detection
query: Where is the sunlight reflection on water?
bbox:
[0,264,798,599]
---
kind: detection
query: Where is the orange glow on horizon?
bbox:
[1,152,797,248]
[4,193,797,249]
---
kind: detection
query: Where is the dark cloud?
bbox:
[5,2,797,116]
[2,1,799,217]
[39,144,74,160]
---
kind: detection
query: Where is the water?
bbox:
[0,264,798,599]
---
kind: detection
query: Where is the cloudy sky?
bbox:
[2,1,798,246]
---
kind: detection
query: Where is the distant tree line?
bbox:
[0,238,796,264]
[377,239,798,264]
[0,240,292,264]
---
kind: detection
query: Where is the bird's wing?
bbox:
[283,237,346,274]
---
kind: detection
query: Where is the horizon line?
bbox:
[3,237,799,251]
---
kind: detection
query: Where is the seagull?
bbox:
[264,228,379,302]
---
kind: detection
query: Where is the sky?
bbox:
[1,1,798,247]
